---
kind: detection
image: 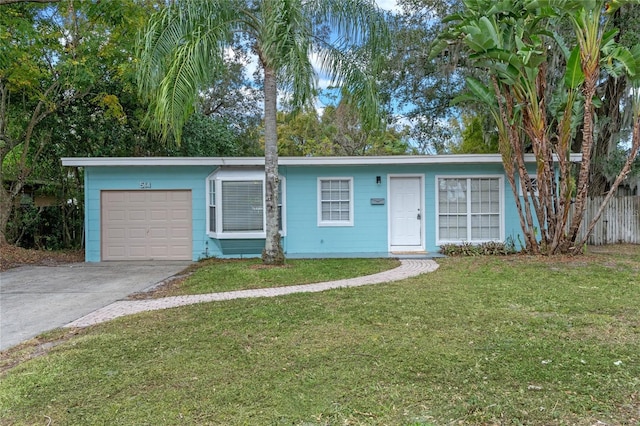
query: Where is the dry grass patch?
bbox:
[0,245,83,271]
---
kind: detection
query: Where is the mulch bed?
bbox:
[0,245,84,272]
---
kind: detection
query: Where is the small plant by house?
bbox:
[440,240,516,256]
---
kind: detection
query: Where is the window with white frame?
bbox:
[437,177,502,243]
[207,169,285,238]
[318,177,353,226]
[209,181,216,233]
[221,180,264,232]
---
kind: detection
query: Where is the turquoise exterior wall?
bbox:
[84,165,216,262]
[83,162,529,261]
[282,165,388,255]
[282,163,523,255]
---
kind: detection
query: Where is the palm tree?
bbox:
[137,0,390,264]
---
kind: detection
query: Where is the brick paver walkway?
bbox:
[65,259,439,328]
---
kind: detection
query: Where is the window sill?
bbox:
[437,238,503,245]
[208,231,286,239]
[208,231,264,239]
[317,222,354,227]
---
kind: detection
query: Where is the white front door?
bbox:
[389,176,423,251]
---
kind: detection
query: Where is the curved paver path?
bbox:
[65,259,439,328]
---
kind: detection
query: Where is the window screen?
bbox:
[221,180,264,232]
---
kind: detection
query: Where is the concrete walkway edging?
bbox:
[65,259,439,328]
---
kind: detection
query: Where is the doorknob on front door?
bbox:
[417,208,421,220]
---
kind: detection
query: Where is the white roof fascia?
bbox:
[61,153,583,167]
[60,157,266,167]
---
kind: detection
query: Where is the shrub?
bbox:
[440,240,516,256]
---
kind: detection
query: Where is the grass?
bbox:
[1,246,639,425]
[139,257,401,297]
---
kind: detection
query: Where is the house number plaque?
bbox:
[139,182,152,189]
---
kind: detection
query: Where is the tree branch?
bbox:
[575,115,640,251]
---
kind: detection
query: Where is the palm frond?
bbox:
[137,0,238,142]
[137,0,390,140]
[305,0,390,130]
[314,43,383,131]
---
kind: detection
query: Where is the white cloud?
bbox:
[376,0,400,12]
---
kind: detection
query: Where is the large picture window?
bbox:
[318,177,354,226]
[207,169,285,239]
[221,180,264,232]
[437,177,502,243]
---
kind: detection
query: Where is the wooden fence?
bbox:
[577,196,640,245]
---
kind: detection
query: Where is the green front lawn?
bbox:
[152,257,400,297]
[1,247,639,425]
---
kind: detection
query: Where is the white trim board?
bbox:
[62,153,583,167]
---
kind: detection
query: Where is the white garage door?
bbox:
[101,190,192,261]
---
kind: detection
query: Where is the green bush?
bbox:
[440,239,516,256]
[8,203,83,250]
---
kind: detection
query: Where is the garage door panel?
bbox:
[171,209,189,220]
[101,190,192,261]
[107,228,126,239]
[106,209,126,221]
[150,192,169,202]
[149,228,167,238]
[128,210,147,221]
[129,245,148,257]
[169,243,190,255]
[170,226,190,239]
[171,191,190,202]
[106,246,125,258]
[105,192,126,203]
[150,210,168,220]
[127,192,149,203]
[149,246,169,257]
[128,227,147,239]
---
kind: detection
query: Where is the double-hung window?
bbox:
[318,177,354,226]
[437,177,502,243]
[207,169,285,238]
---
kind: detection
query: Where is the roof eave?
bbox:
[61,153,583,167]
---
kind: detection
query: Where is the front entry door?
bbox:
[389,176,423,251]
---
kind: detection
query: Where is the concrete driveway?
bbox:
[0,261,190,351]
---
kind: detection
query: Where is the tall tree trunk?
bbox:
[0,188,10,246]
[565,7,603,252]
[565,70,599,251]
[492,77,539,253]
[262,64,284,265]
[589,76,626,196]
